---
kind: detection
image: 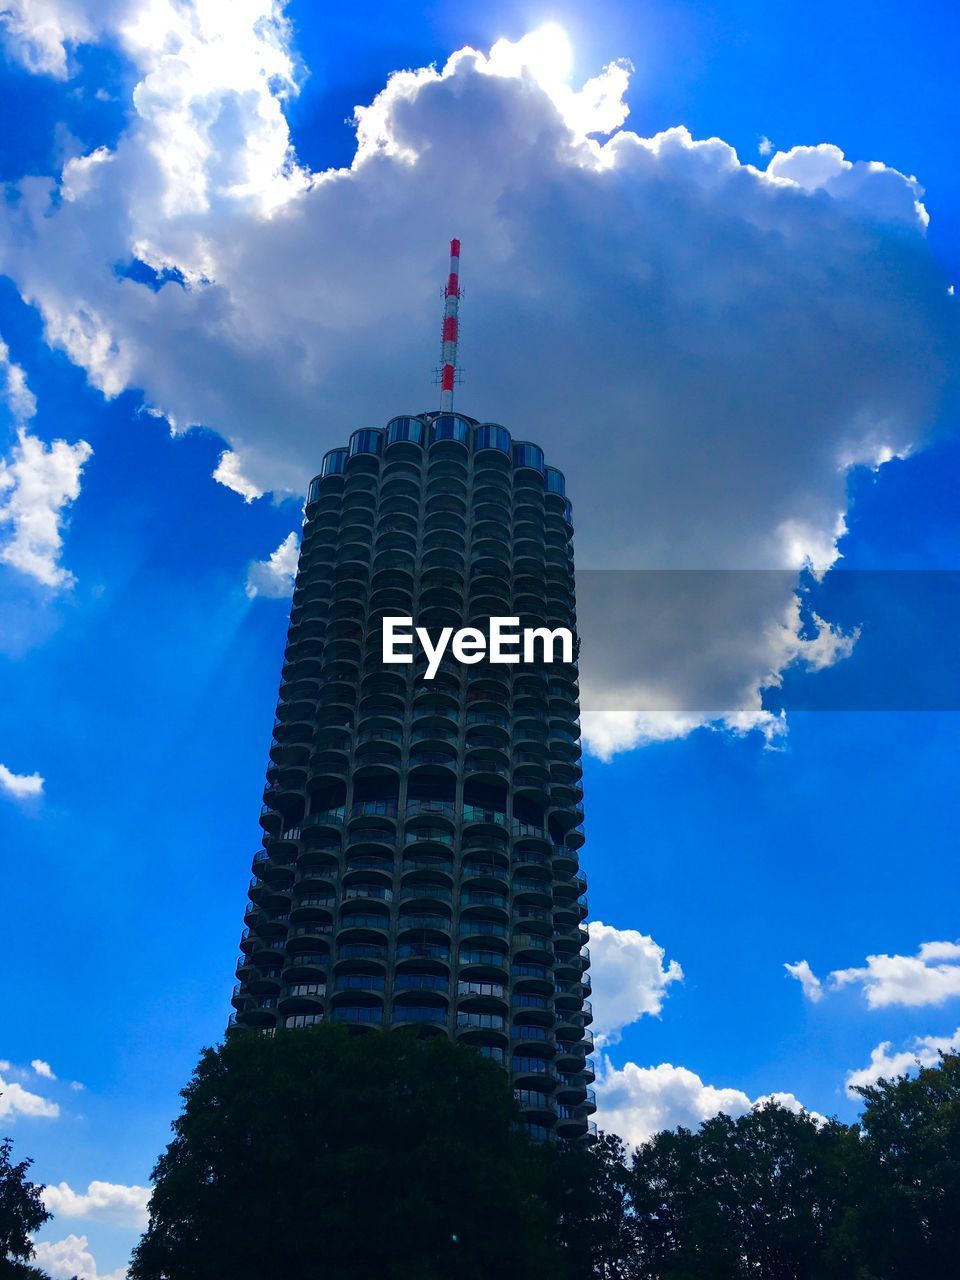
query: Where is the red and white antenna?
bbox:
[438,237,461,412]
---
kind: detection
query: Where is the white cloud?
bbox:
[42,1180,150,1228]
[33,1233,127,1280]
[213,449,264,502]
[0,13,956,748]
[784,959,823,1002]
[0,428,92,589]
[245,529,299,599]
[595,1056,820,1147]
[0,1064,59,1119]
[0,762,45,799]
[758,135,774,156]
[788,940,960,1009]
[588,921,683,1046]
[31,1058,56,1079]
[845,1027,960,1094]
[0,335,38,421]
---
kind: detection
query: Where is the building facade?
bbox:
[232,411,596,1141]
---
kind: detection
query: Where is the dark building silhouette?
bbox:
[232,411,595,1141]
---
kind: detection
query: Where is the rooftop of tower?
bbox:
[308,413,573,531]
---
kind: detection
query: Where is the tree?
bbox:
[0,1136,52,1278]
[854,1050,960,1279]
[627,1102,866,1280]
[545,1132,639,1279]
[130,1025,566,1280]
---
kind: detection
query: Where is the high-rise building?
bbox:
[232,246,595,1142]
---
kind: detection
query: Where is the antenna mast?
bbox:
[438,238,461,412]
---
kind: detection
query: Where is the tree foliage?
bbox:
[0,1135,52,1278]
[129,1026,565,1280]
[128,1034,960,1280]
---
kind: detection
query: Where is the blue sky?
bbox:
[1,2,959,1277]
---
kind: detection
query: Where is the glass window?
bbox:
[473,424,511,454]
[545,466,565,496]
[321,449,347,477]
[432,414,470,445]
[512,442,545,473]
[386,416,425,447]
[349,429,384,457]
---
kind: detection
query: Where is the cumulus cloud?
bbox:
[245,530,299,599]
[0,335,91,589]
[787,940,960,1009]
[42,1179,150,1228]
[0,1063,59,1119]
[784,959,823,1002]
[0,762,44,799]
[845,1027,960,1094]
[31,1058,56,1079]
[32,1233,127,1280]
[588,921,683,1046]
[213,449,265,502]
[0,10,957,748]
[0,428,92,587]
[595,1056,821,1148]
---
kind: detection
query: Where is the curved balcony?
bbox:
[555,1108,589,1138]
[458,917,508,941]
[402,854,453,877]
[512,1055,555,1082]
[511,848,551,869]
[344,826,396,852]
[281,952,328,979]
[512,933,554,961]
[336,942,387,963]
[394,972,450,994]
[515,1089,555,1115]
[457,978,507,1003]
[278,987,326,1016]
[286,923,333,946]
[399,883,452,906]
[461,859,508,886]
[458,947,509,975]
[511,961,553,992]
[302,808,345,833]
[236,964,282,994]
[460,889,507,911]
[457,1010,507,1035]
[338,911,390,935]
[344,854,393,879]
[511,1023,552,1047]
[331,1005,384,1026]
[343,884,394,905]
[396,940,450,966]
[461,805,508,834]
[392,1004,448,1027]
[349,800,398,823]
[289,894,335,920]
[404,825,454,849]
[409,751,457,771]
[405,798,456,822]
[335,972,386,995]
[398,912,452,936]
[408,727,458,751]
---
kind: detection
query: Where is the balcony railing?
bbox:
[457,1011,505,1031]
[393,1006,447,1024]
[405,799,456,820]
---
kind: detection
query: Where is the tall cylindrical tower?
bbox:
[233,412,595,1142]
